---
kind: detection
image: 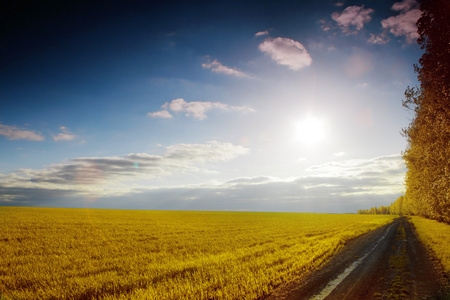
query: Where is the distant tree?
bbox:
[357,204,393,215]
[395,196,403,215]
[388,196,404,215]
[402,0,450,223]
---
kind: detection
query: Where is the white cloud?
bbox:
[202,59,251,78]
[255,31,269,37]
[381,0,421,44]
[168,98,214,120]
[0,123,45,141]
[165,141,248,162]
[368,32,390,45]
[147,110,173,119]
[0,141,249,201]
[331,5,374,33]
[306,154,405,180]
[392,0,418,12]
[105,178,400,212]
[85,155,406,212]
[148,98,255,120]
[53,126,76,141]
[258,37,312,71]
[0,153,406,213]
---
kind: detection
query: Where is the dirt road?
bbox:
[266,217,447,300]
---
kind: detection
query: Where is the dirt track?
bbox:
[265,217,447,300]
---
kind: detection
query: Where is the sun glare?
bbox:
[296,116,325,146]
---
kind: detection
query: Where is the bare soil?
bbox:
[264,217,448,300]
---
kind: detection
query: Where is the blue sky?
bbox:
[0,0,423,212]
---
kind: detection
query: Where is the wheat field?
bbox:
[0,207,395,299]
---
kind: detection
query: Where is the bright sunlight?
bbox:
[296,116,325,146]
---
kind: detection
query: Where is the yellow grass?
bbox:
[409,216,450,274]
[0,207,395,299]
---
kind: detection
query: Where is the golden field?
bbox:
[0,207,395,299]
[409,216,450,274]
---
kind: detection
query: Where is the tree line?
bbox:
[359,0,450,224]
[357,195,404,215]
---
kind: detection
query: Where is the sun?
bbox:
[295,116,325,146]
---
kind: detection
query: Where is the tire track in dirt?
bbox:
[265,217,446,300]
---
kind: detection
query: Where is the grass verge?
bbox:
[409,216,450,298]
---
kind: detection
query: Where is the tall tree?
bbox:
[403,0,450,223]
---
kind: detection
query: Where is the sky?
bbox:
[0,0,423,212]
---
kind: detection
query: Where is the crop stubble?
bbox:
[0,207,395,299]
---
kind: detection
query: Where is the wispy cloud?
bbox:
[368,32,390,45]
[381,0,420,44]
[331,5,374,33]
[306,154,405,180]
[259,37,312,71]
[53,126,76,141]
[319,19,331,32]
[255,30,269,37]
[148,98,255,120]
[202,58,252,78]
[147,110,173,119]
[392,0,418,12]
[0,123,45,141]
